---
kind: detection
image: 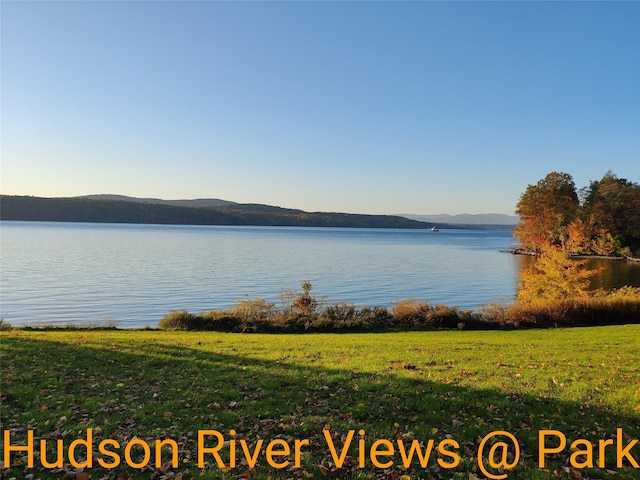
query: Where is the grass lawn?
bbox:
[1,326,639,479]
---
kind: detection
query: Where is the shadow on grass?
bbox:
[1,334,639,480]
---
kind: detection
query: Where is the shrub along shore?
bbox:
[158,283,640,333]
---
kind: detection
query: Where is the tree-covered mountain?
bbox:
[0,195,436,229]
[82,194,236,208]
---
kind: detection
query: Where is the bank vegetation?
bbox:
[158,282,640,332]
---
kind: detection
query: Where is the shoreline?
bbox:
[506,247,639,262]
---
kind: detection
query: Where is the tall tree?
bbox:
[514,172,579,253]
[517,242,595,305]
[580,171,640,256]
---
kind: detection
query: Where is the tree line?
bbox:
[514,171,640,258]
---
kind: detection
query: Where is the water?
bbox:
[1,221,638,328]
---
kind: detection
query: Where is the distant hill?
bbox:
[82,194,236,208]
[82,196,519,225]
[400,213,518,226]
[0,195,430,229]
[1,195,518,230]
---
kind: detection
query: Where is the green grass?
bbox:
[1,326,639,479]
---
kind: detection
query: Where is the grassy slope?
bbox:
[1,327,639,479]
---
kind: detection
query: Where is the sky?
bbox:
[1,1,639,216]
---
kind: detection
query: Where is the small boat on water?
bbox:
[430,226,439,232]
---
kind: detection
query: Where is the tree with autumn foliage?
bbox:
[515,171,640,257]
[513,170,639,310]
[514,171,579,253]
[579,171,640,257]
[516,242,596,305]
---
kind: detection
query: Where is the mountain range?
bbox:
[83,194,235,208]
[84,196,518,225]
[399,213,518,225]
[1,194,518,229]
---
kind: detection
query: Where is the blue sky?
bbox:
[2,1,639,215]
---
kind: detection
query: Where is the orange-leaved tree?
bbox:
[514,171,579,253]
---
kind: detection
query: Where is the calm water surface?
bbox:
[1,221,638,328]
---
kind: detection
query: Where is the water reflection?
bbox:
[514,255,640,291]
